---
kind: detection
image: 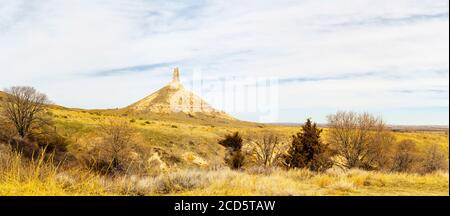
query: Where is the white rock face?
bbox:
[128,68,233,119]
[169,67,181,90]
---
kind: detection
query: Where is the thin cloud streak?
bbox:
[90,62,179,77]
[329,12,449,28]
[278,72,379,84]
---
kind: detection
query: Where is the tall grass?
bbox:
[0,145,448,196]
[0,145,108,195]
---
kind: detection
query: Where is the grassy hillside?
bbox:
[48,105,262,167]
[0,90,448,196]
[0,91,7,100]
[12,100,439,171]
[47,105,449,168]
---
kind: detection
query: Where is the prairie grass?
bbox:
[47,106,448,171]
[0,148,448,196]
[0,105,448,196]
[0,145,109,195]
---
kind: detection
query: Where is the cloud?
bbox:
[392,89,448,94]
[327,12,449,29]
[278,72,378,84]
[0,0,448,124]
[90,62,180,77]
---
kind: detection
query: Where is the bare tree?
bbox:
[1,87,49,139]
[365,129,395,170]
[422,143,447,173]
[326,111,394,170]
[81,119,152,175]
[98,120,136,171]
[391,140,418,172]
[249,134,285,167]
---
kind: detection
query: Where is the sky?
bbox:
[0,0,448,125]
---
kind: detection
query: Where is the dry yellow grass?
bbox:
[1,95,448,196]
[1,150,447,196]
[48,106,449,169]
[176,169,448,196]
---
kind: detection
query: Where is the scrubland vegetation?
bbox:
[0,87,448,196]
[0,147,447,196]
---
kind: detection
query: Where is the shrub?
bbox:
[421,143,447,173]
[219,132,243,150]
[284,119,333,172]
[219,132,245,170]
[153,170,209,194]
[84,120,138,175]
[0,119,16,145]
[226,150,245,170]
[391,140,418,172]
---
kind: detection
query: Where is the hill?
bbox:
[55,68,253,127]
[126,68,234,121]
[0,91,7,100]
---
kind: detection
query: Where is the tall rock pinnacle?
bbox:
[173,67,180,82]
[170,67,182,89]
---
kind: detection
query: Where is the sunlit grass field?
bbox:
[48,106,449,166]
[0,149,447,196]
[0,105,448,196]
